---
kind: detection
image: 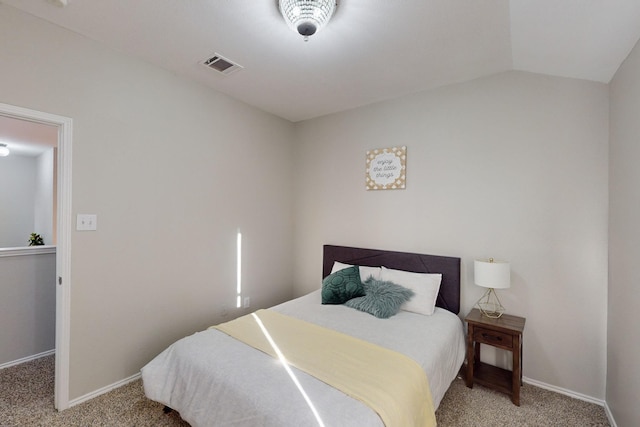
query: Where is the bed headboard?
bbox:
[323,245,461,314]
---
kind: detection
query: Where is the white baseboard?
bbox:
[603,401,618,427]
[524,376,618,426]
[68,372,141,408]
[0,349,55,370]
[1,351,142,411]
[523,376,605,406]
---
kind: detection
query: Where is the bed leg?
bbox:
[163,405,173,414]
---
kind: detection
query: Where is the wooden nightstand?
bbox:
[465,308,526,406]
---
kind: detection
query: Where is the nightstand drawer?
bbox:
[473,327,513,349]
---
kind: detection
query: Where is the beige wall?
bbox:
[293,71,609,400]
[0,251,56,364]
[34,149,55,245]
[0,150,54,247]
[608,38,640,426]
[0,155,37,247]
[0,6,295,400]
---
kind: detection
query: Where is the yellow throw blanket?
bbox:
[214,309,436,427]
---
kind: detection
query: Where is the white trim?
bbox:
[0,245,56,257]
[603,401,618,427]
[68,372,141,407]
[523,376,605,406]
[0,102,73,411]
[56,111,72,411]
[0,349,55,370]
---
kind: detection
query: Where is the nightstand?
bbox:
[465,308,526,406]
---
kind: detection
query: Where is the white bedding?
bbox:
[141,289,466,427]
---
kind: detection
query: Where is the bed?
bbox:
[141,245,466,427]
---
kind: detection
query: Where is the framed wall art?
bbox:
[365,146,406,190]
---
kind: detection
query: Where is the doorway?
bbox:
[0,102,72,410]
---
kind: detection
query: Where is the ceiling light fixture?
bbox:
[279,0,337,41]
[0,143,9,157]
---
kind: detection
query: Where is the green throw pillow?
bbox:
[321,265,365,304]
[344,277,414,318]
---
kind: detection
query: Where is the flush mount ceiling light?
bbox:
[0,143,9,157]
[279,0,337,41]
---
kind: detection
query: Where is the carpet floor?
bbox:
[1,355,610,426]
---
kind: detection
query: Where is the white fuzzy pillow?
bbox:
[380,267,442,315]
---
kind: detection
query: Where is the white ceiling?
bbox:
[0,115,58,157]
[3,0,640,123]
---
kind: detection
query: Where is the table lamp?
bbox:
[474,258,510,318]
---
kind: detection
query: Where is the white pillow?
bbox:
[380,267,442,315]
[331,261,382,282]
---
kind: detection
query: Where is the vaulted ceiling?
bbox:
[4,0,640,122]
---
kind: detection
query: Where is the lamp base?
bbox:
[475,288,505,318]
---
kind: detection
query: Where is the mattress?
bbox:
[142,289,466,427]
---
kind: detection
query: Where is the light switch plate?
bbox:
[76,214,97,231]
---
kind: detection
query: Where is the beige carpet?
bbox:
[1,355,610,426]
[436,375,610,426]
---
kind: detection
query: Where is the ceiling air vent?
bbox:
[200,53,243,76]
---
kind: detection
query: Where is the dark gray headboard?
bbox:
[323,245,461,314]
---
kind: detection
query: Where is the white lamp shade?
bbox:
[474,259,510,289]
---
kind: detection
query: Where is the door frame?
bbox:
[0,102,72,410]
